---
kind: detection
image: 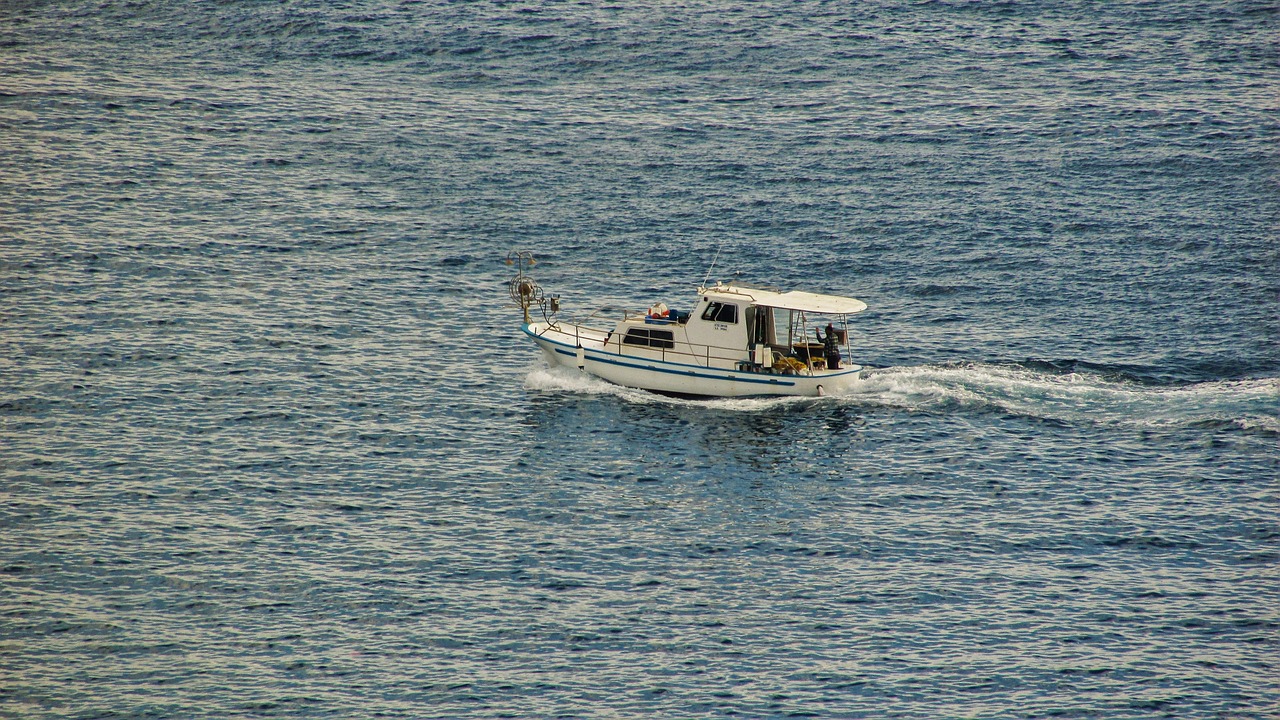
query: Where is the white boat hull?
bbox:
[524,322,861,398]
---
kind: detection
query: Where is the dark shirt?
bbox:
[821,329,839,355]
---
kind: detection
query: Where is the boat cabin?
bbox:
[604,282,866,375]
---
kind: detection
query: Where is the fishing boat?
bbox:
[508,251,868,398]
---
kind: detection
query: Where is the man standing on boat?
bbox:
[816,323,841,370]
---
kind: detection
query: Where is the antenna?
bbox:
[701,241,724,290]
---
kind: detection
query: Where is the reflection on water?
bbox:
[519,381,873,481]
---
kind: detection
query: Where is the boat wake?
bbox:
[847,363,1280,434]
[526,362,1280,434]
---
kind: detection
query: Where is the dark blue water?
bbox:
[2,1,1277,718]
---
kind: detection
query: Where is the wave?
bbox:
[525,362,1280,434]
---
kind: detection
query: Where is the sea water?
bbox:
[1,1,1277,717]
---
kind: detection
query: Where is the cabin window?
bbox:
[700,301,738,324]
[622,328,675,349]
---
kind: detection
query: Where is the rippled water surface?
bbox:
[2,1,1278,718]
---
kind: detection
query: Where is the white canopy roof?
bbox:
[703,283,868,315]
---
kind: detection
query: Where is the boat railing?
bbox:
[595,332,756,371]
[567,305,634,330]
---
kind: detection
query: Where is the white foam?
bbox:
[524,365,630,397]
